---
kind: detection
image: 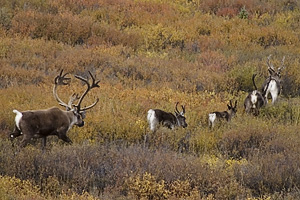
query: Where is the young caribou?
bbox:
[244,74,267,116]
[147,102,187,132]
[262,54,286,104]
[208,100,237,128]
[10,70,100,148]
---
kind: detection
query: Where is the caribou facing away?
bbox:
[244,74,267,116]
[208,100,237,128]
[10,70,100,148]
[147,102,187,133]
[262,54,286,104]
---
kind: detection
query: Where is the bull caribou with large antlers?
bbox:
[10,70,100,148]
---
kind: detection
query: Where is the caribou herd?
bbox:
[9,55,287,148]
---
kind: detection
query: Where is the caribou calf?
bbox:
[208,100,237,128]
[147,102,187,132]
[244,74,267,116]
[10,70,100,148]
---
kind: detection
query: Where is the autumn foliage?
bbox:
[1,0,300,199]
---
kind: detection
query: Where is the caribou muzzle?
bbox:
[77,121,85,127]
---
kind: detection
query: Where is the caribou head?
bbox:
[53,69,100,126]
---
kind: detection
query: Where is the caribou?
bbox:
[244,74,267,116]
[208,100,237,128]
[147,102,187,132]
[262,54,286,104]
[10,70,100,148]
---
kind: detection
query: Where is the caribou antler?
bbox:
[278,56,286,73]
[181,105,186,115]
[68,93,80,109]
[74,71,100,112]
[175,102,185,116]
[53,70,72,110]
[266,54,275,73]
[229,100,233,108]
[228,99,237,109]
[266,55,286,78]
[175,102,180,115]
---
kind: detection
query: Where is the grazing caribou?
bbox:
[10,70,100,148]
[244,74,267,116]
[147,102,187,132]
[262,54,286,104]
[208,100,237,128]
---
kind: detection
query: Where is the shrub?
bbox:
[0,175,42,199]
[0,7,12,30]
[11,11,94,45]
[235,153,300,196]
[125,172,169,199]
[238,6,249,19]
[218,117,273,159]
[260,100,300,124]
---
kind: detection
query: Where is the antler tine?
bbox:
[229,100,233,108]
[175,102,180,114]
[54,69,71,85]
[68,93,80,109]
[278,56,286,72]
[74,71,100,111]
[266,54,275,70]
[79,98,99,112]
[88,71,101,87]
[181,105,186,115]
[53,70,72,110]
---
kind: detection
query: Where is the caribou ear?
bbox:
[227,104,231,110]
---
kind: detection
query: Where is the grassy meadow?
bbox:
[1,0,300,199]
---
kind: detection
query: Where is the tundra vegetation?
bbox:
[1,0,300,199]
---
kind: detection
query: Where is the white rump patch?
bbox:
[208,113,216,127]
[250,91,258,108]
[147,109,158,132]
[13,109,22,130]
